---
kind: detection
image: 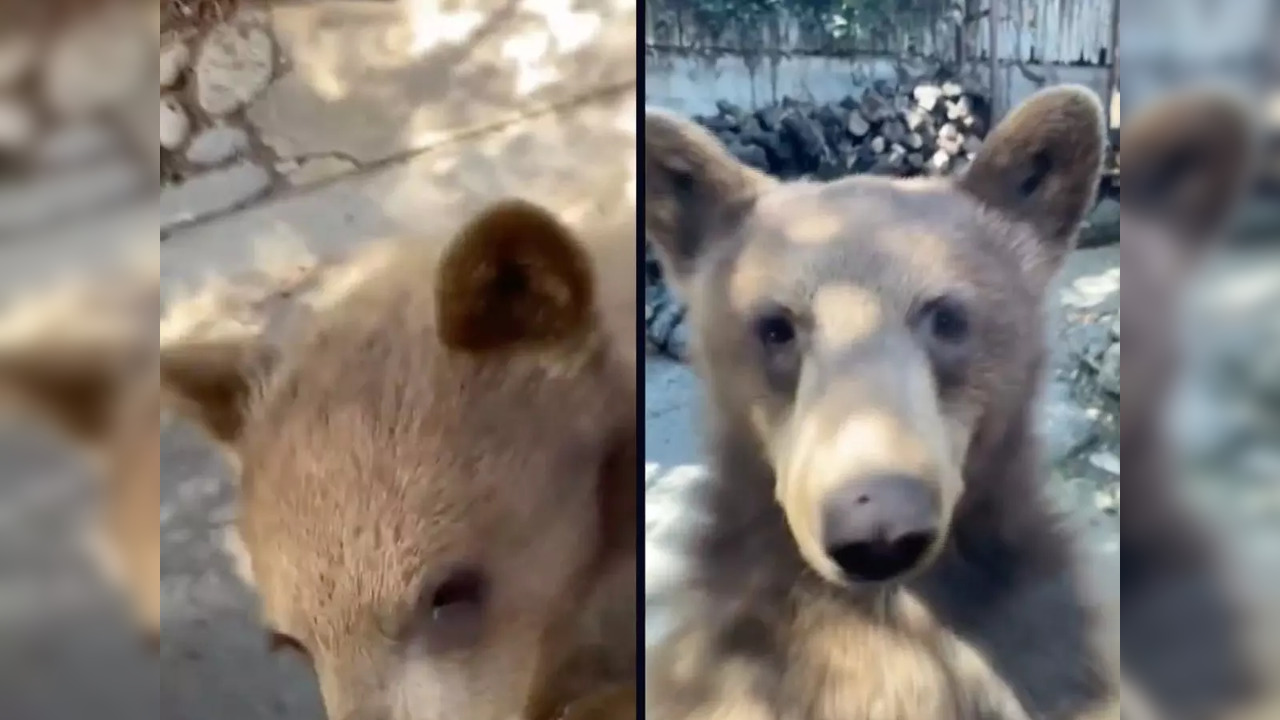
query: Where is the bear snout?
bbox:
[820,474,940,583]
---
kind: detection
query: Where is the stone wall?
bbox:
[159,5,280,232]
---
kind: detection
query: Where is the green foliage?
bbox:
[661,0,949,50]
[684,0,778,42]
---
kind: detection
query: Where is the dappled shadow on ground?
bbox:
[232,0,636,169]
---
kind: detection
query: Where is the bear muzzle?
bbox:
[820,473,941,582]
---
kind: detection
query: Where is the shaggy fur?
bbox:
[1119,88,1274,720]
[158,199,637,720]
[645,86,1122,719]
[0,268,160,641]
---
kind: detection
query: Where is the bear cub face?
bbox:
[160,200,633,720]
[646,86,1105,588]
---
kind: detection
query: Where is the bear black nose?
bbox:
[821,474,940,582]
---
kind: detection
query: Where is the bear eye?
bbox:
[920,296,970,343]
[267,630,310,659]
[752,311,796,348]
[427,567,488,618]
[411,566,489,653]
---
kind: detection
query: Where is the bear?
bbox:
[643,85,1124,719]
[0,269,160,644]
[1118,88,1276,720]
[157,198,638,720]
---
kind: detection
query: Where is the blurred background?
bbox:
[0,2,156,718]
[1118,0,1280,597]
[0,0,636,718]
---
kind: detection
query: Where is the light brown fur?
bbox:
[1119,89,1277,720]
[0,269,161,641]
[1120,88,1260,458]
[645,86,1122,719]
[159,199,637,720]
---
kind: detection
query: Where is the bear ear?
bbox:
[158,333,264,448]
[1122,88,1258,248]
[957,85,1105,254]
[0,345,128,443]
[436,199,596,353]
[158,265,312,448]
[644,108,775,298]
[0,278,155,445]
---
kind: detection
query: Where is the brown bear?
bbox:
[643,86,1123,719]
[1119,89,1276,720]
[0,269,160,643]
[157,199,637,720]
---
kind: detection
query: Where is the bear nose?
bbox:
[821,474,940,582]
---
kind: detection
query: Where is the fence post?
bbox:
[1104,0,1120,132]
[987,0,1001,120]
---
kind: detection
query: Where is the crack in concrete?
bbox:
[277,149,362,170]
[160,77,637,237]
